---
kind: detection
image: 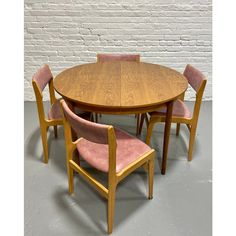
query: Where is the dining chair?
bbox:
[139,64,207,161]
[60,99,155,234]
[32,64,64,163]
[97,53,140,62]
[32,64,92,163]
[96,53,141,135]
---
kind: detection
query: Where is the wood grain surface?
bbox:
[54,62,188,114]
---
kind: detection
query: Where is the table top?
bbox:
[54,62,188,114]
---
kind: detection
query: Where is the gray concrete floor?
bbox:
[24,101,212,236]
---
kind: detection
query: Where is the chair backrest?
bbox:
[61,99,117,175]
[183,64,207,122]
[183,64,206,93]
[61,99,112,145]
[97,54,140,62]
[32,64,53,92]
[32,64,57,121]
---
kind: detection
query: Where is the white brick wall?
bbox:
[24,0,212,101]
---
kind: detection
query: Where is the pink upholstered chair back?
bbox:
[32,64,53,92]
[61,100,110,144]
[183,64,205,92]
[97,54,140,62]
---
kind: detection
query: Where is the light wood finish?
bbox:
[54,62,188,114]
[32,78,63,163]
[139,74,207,165]
[96,54,140,133]
[161,101,173,174]
[60,100,155,234]
[54,62,188,175]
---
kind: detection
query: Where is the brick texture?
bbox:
[24,0,212,101]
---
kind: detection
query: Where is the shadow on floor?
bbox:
[25,125,66,169]
[147,123,201,171]
[53,172,151,235]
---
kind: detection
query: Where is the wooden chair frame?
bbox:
[139,78,206,162]
[61,100,155,234]
[32,78,63,163]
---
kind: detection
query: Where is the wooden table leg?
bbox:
[161,100,174,175]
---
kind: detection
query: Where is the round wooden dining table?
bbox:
[54,61,188,174]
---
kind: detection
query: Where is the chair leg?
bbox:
[146,121,155,145]
[138,114,145,135]
[95,113,98,123]
[40,126,48,163]
[108,186,116,234]
[136,114,140,136]
[188,125,197,161]
[53,125,58,138]
[68,164,74,194]
[176,123,180,136]
[148,158,154,199]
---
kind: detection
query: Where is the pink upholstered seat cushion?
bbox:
[149,99,192,119]
[48,100,63,120]
[76,128,151,173]
[48,100,92,121]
